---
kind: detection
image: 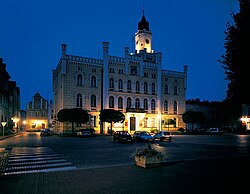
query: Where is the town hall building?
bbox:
[52,11,188,134]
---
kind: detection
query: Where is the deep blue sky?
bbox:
[0,0,239,110]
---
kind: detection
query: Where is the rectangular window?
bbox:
[118,69,124,74]
[151,118,155,127]
[130,66,137,75]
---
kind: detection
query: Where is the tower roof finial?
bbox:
[138,5,149,31]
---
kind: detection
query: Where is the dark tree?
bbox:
[57,108,89,135]
[99,109,125,135]
[219,0,250,119]
[182,111,205,131]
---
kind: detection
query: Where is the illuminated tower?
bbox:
[135,10,152,54]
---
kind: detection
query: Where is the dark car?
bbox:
[40,128,53,136]
[153,131,172,142]
[133,131,155,143]
[113,131,133,143]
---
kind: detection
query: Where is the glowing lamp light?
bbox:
[12,117,20,123]
[35,120,42,125]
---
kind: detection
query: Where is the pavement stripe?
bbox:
[3,147,76,176]
[3,166,77,175]
[7,159,68,166]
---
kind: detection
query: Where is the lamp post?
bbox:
[1,122,7,136]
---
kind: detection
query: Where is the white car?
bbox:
[154,131,172,142]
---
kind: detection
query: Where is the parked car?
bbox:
[76,128,94,137]
[133,131,155,143]
[154,131,172,142]
[206,128,223,135]
[113,131,133,143]
[40,128,53,136]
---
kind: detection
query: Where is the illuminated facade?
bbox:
[26,92,48,131]
[0,58,20,135]
[52,12,188,134]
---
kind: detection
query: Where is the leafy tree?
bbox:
[182,111,205,131]
[219,0,250,119]
[57,108,89,135]
[99,109,125,135]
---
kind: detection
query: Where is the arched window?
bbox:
[91,95,96,107]
[151,99,156,111]
[135,98,140,109]
[174,101,178,114]
[164,100,168,113]
[144,82,148,93]
[127,80,132,91]
[77,74,82,86]
[76,93,82,107]
[118,79,123,90]
[136,81,140,92]
[118,97,123,109]
[109,96,114,108]
[127,97,132,108]
[109,78,114,90]
[143,98,148,110]
[174,86,178,95]
[91,76,97,87]
[164,84,168,94]
[152,83,155,94]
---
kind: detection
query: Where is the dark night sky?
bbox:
[0,0,239,109]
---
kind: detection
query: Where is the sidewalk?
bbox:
[0,132,24,141]
[0,156,250,194]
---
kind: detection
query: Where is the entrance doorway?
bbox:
[130,117,136,132]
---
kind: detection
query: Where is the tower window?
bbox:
[145,39,149,44]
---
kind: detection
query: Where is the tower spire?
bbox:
[135,7,152,54]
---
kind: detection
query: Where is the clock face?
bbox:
[145,39,149,44]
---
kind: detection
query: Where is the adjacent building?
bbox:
[26,92,48,131]
[186,99,228,131]
[0,58,21,135]
[241,104,250,132]
[52,11,188,134]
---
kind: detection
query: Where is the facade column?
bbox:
[156,52,162,131]
[102,42,109,109]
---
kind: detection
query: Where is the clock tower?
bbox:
[135,10,152,54]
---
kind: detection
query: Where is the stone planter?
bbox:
[135,155,166,168]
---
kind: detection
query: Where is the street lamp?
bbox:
[1,122,7,136]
